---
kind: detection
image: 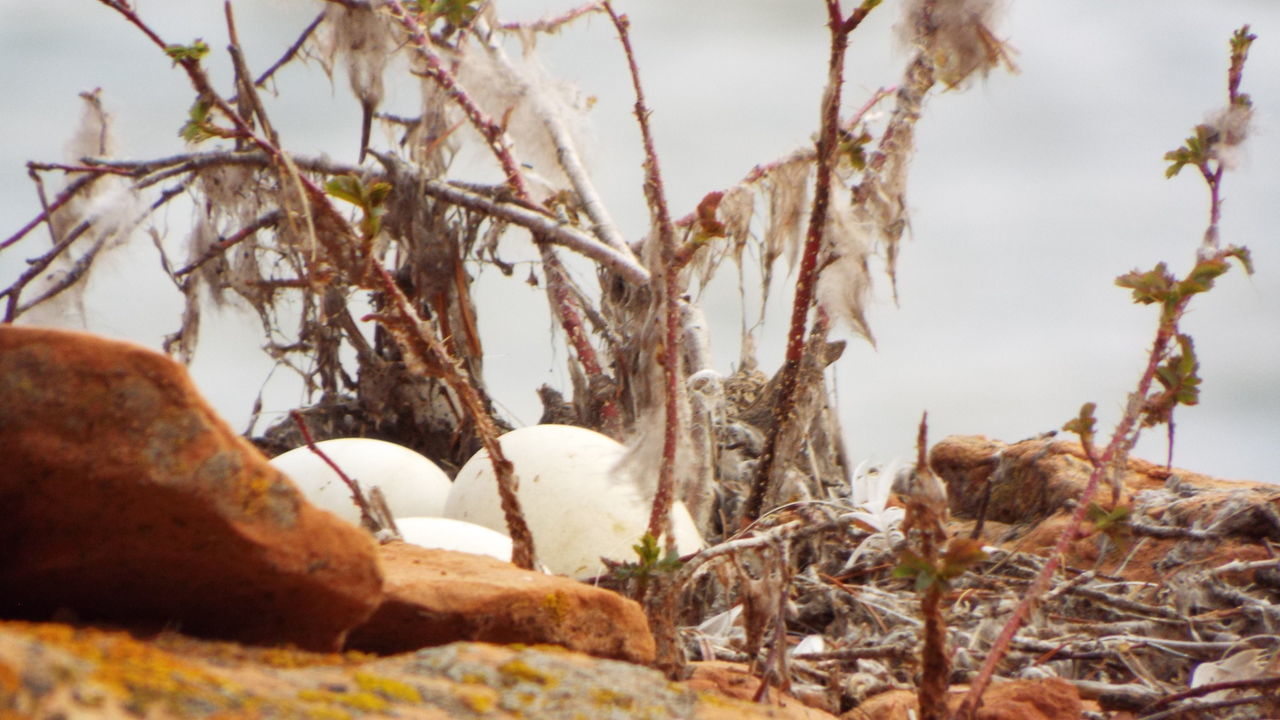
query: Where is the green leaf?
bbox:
[1115,263,1176,305]
[179,99,215,143]
[1156,334,1202,407]
[1164,124,1214,179]
[1176,258,1229,296]
[325,175,365,207]
[165,40,209,64]
[428,0,478,26]
[631,532,660,565]
[939,538,988,580]
[1086,502,1131,533]
[1230,25,1257,63]
[366,181,393,208]
[837,129,872,172]
[893,550,938,592]
[1063,402,1097,449]
[1224,245,1254,275]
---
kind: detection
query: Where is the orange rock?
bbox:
[930,434,1280,584]
[846,678,1082,720]
[930,435,1267,524]
[347,542,656,665]
[687,660,836,716]
[0,326,383,651]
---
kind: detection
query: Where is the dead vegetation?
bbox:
[2,1,1275,717]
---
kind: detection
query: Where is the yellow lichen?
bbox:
[540,591,569,622]
[301,705,352,720]
[498,659,558,687]
[17,620,245,716]
[457,685,498,713]
[590,686,635,709]
[297,687,390,712]
[353,671,421,703]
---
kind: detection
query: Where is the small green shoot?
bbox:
[892,537,987,593]
[1063,402,1098,459]
[613,532,683,597]
[179,99,217,143]
[1085,502,1132,557]
[413,0,479,26]
[325,174,393,239]
[164,40,209,65]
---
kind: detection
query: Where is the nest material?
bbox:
[664,436,1280,718]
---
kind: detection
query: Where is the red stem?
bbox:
[368,261,537,570]
[289,410,377,530]
[604,3,680,541]
[382,0,530,197]
[743,0,870,523]
[954,299,1189,718]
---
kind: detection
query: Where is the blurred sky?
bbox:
[2,1,1277,482]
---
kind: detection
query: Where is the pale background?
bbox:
[2,1,1277,482]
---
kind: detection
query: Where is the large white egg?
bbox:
[443,424,705,578]
[270,438,452,526]
[395,516,514,562]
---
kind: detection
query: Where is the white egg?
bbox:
[394,516,514,562]
[443,424,705,578]
[270,438,452,526]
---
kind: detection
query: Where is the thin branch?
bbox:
[472,16,638,264]
[252,11,324,89]
[382,0,529,196]
[225,2,280,147]
[174,210,283,277]
[289,410,392,535]
[88,150,651,284]
[671,85,896,232]
[410,165,651,284]
[365,261,537,569]
[603,3,680,544]
[743,0,876,523]
[2,171,100,250]
[1142,693,1275,720]
[496,2,605,33]
[1140,674,1280,716]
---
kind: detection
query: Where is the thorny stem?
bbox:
[2,172,99,251]
[470,16,639,263]
[604,3,681,544]
[671,85,897,232]
[954,321,1180,719]
[496,2,605,33]
[542,254,623,436]
[955,33,1254,718]
[743,0,875,524]
[382,0,627,426]
[289,410,382,533]
[381,0,530,197]
[367,261,537,569]
[1139,674,1280,716]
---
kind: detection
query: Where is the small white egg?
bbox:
[443,424,704,578]
[394,516,514,562]
[270,438,451,526]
